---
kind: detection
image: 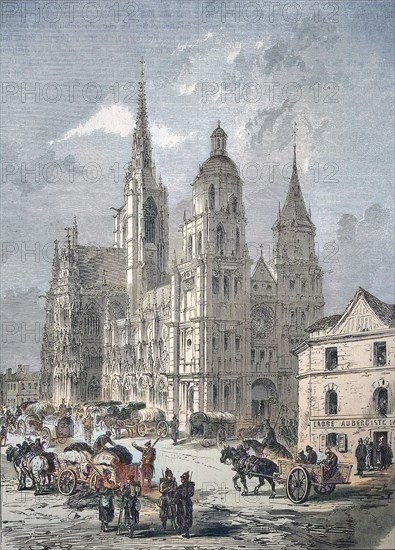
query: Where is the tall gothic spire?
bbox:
[278,125,312,226]
[132,57,153,171]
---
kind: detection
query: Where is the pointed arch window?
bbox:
[144,197,158,243]
[224,276,230,300]
[197,231,202,255]
[187,235,193,259]
[216,224,225,255]
[209,185,215,210]
[326,390,338,415]
[236,227,240,255]
[224,385,230,411]
[230,195,238,213]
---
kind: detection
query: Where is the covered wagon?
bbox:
[126,407,168,438]
[189,411,236,447]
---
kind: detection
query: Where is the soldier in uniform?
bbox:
[176,471,195,538]
[93,431,116,453]
[159,467,178,530]
[171,414,180,446]
[132,439,158,488]
[118,471,142,537]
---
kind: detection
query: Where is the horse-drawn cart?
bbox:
[276,459,353,504]
[41,415,75,446]
[57,445,139,496]
[126,407,169,438]
[189,411,236,447]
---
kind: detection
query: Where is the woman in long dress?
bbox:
[96,469,116,532]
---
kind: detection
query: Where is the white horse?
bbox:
[6,445,58,494]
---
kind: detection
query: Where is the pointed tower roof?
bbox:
[132,57,153,172]
[280,143,312,225]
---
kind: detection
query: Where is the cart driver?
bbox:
[93,431,116,453]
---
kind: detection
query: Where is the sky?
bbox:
[1,0,394,371]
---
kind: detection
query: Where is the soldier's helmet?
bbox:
[180,471,190,482]
[106,430,112,436]
[145,440,152,447]
[165,467,173,478]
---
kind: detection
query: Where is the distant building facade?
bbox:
[0,365,40,407]
[41,63,325,427]
[294,287,395,461]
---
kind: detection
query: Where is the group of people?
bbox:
[95,466,194,538]
[355,437,393,476]
[296,445,339,480]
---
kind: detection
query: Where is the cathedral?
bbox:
[40,63,325,428]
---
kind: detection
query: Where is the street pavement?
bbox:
[1,434,394,550]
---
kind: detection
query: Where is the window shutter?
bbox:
[338,433,348,452]
[319,434,327,451]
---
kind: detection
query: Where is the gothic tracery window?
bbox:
[209,185,215,210]
[143,196,158,243]
[188,235,193,259]
[236,227,240,254]
[216,224,225,255]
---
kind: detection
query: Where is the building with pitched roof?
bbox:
[41,62,324,427]
[294,287,395,461]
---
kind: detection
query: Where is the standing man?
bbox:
[355,438,367,477]
[171,414,180,446]
[82,412,94,445]
[176,471,195,539]
[366,441,375,470]
[132,439,158,488]
[0,425,7,446]
[159,467,178,530]
[118,471,142,537]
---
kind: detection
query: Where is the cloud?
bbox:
[151,123,195,149]
[49,105,134,144]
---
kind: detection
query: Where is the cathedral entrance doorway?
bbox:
[251,378,278,423]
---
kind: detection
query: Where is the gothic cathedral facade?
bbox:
[41,65,324,428]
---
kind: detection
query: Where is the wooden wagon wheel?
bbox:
[88,471,101,492]
[41,427,52,447]
[137,422,147,437]
[156,420,168,438]
[313,484,336,495]
[16,418,26,436]
[57,469,78,496]
[286,466,311,504]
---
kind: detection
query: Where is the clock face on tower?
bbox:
[251,304,275,339]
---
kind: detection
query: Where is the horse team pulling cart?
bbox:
[275,459,353,504]
[189,411,236,447]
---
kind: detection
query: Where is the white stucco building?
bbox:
[294,287,395,462]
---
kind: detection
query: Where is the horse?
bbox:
[6,444,59,494]
[243,439,293,460]
[220,445,278,498]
